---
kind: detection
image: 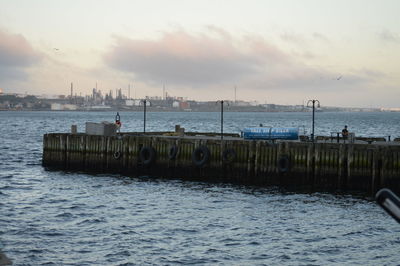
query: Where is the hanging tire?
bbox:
[277,155,290,173]
[192,146,210,167]
[222,148,236,164]
[168,145,179,160]
[139,146,156,166]
[113,151,122,160]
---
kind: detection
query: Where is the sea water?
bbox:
[1,111,400,265]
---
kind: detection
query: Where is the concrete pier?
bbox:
[42,132,400,196]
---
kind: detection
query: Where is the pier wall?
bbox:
[42,133,400,195]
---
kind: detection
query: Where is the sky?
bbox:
[0,0,399,107]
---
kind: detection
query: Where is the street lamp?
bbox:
[141,99,147,133]
[307,99,320,142]
[216,100,229,140]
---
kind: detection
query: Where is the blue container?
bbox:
[242,127,299,140]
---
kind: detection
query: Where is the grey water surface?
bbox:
[1,111,400,265]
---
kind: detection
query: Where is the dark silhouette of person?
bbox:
[342,125,349,139]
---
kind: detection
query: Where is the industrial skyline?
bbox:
[0,0,399,108]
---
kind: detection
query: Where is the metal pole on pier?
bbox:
[142,99,147,133]
[221,100,224,140]
[307,99,320,142]
[217,100,229,140]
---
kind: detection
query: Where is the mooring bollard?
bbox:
[71,125,77,134]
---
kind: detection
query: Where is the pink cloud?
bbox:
[0,28,42,81]
[103,28,378,92]
[0,29,41,67]
[104,30,268,85]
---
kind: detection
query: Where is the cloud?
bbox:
[0,66,29,82]
[312,32,329,42]
[280,31,306,44]
[104,29,289,86]
[103,28,379,94]
[0,28,42,82]
[378,29,399,43]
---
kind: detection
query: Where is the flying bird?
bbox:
[336,75,342,80]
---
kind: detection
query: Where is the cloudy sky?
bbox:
[0,0,399,107]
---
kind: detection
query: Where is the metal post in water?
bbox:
[307,99,320,142]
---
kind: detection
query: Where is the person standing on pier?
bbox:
[342,125,349,139]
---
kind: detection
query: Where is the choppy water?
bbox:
[1,111,400,265]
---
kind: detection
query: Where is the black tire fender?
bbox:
[192,146,210,167]
[139,146,156,166]
[168,145,179,160]
[277,155,290,173]
[113,151,122,160]
[222,148,236,164]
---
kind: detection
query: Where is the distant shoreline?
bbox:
[0,109,393,113]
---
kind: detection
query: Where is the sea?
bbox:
[1,111,400,265]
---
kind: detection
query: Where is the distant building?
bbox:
[125,99,135,106]
[381,107,400,112]
[87,105,111,110]
[172,101,190,109]
[172,101,180,108]
[51,103,63,110]
[179,102,190,109]
[37,94,61,99]
[51,103,78,110]
[64,104,78,110]
[126,99,142,106]
[235,100,251,107]
[0,88,3,94]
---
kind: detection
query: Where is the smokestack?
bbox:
[234,85,237,103]
[163,84,165,100]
